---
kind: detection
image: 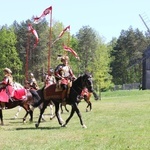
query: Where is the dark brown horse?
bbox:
[34,73,99,128]
[0,89,34,125]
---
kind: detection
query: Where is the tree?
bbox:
[76,26,98,74]
[0,26,22,81]
[110,27,149,84]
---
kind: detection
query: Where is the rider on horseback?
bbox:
[54,55,76,104]
[25,73,40,104]
[44,68,56,87]
[0,68,14,109]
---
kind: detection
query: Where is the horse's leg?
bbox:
[22,104,33,123]
[74,103,87,128]
[84,96,92,112]
[64,105,69,112]
[62,104,75,127]
[60,104,63,114]
[63,103,87,128]
[49,104,56,120]
[35,101,49,128]
[54,102,64,125]
[93,91,99,100]
[37,104,45,121]
[60,104,69,114]
[0,109,4,125]
[86,101,92,112]
[14,106,22,119]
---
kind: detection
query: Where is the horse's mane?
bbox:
[73,75,82,86]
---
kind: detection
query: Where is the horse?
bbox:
[34,73,99,128]
[0,82,34,125]
[13,103,54,121]
[60,88,98,113]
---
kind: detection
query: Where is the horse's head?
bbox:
[81,73,94,93]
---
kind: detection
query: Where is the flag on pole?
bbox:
[58,25,70,38]
[28,24,39,48]
[33,6,52,24]
[63,45,80,60]
[51,25,70,46]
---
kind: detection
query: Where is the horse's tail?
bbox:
[33,86,45,107]
[33,99,43,107]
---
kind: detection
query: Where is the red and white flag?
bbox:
[28,24,39,48]
[33,6,52,24]
[63,45,80,60]
[58,25,70,38]
[51,25,70,45]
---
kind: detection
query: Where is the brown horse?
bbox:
[60,88,98,113]
[0,89,34,125]
[34,73,99,128]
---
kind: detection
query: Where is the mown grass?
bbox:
[0,90,150,150]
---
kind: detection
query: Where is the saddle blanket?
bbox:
[44,84,62,100]
[13,88,27,100]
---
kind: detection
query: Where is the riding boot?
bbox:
[61,90,67,106]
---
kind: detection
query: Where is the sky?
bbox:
[1,0,150,43]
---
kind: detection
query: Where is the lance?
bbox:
[47,8,53,74]
[25,27,30,81]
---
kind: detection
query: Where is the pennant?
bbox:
[58,25,70,38]
[51,25,70,46]
[28,24,39,48]
[63,45,80,60]
[33,6,52,24]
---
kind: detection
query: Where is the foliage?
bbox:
[76,26,98,73]
[110,27,149,85]
[1,20,150,90]
[0,26,22,81]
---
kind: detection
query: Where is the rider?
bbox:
[44,68,56,87]
[54,55,76,103]
[25,73,40,104]
[0,68,14,109]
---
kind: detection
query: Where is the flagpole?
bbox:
[67,28,70,47]
[25,29,30,81]
[48,8,52,73]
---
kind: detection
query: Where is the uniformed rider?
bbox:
[54,55,76,103]
[0,68,14,109]
[25,73,40,104]
[44,68,56,87]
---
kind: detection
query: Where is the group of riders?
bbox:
[0,55,77,109]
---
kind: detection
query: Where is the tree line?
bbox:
[0,19,150,91]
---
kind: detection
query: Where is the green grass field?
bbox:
[0,90,150,150]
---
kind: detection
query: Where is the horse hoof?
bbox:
[35,123,39,128]
[42,118,46,122]
[82,124,87,128]
[61,124,67,127]
[50,115,55,120]
[23,118,26,123]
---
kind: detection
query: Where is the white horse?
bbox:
[14,103,55,120]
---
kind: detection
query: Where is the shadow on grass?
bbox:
[16,126,62,130]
